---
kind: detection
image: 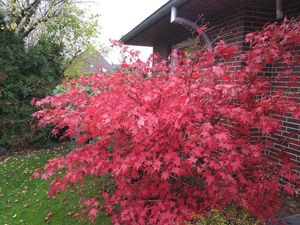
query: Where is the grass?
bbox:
[0,146,111,225]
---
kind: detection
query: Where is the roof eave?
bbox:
[120,0,189,46]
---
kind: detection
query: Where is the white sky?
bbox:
[84,0,169,64]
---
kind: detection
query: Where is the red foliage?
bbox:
[33,19,300,224]
[196,25,207,35]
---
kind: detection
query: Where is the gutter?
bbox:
[120,0,190,45]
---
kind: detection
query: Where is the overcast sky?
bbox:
[84,0,169,64]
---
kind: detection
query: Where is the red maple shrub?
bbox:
[32,19,300,224]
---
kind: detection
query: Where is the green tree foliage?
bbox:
[43,4,101,68]
[0,15,64,149]
[0,0,102,150]
[64,44,110,79]
[190,209,260,225]
[64,44,98,78]
[0,0,101,68]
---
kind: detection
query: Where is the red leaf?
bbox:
[88,208,98,222]
[161,172,169,180]
[283,184,294,195]
[197,25,207,35]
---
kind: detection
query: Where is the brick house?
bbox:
[121,0,300,176]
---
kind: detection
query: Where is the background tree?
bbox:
[0,0,101,68]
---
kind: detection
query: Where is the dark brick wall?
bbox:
[152,0,300,179]
[242,1,300,179]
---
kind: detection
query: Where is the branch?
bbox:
[15,0,41,26]
[15,0,41,34]
[21,0,66,38]
[16,0,69,36]
[63,49,83,71]
[21,15,48,37]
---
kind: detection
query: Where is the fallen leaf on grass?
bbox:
[63,197,69,205]
[44,211,54,221]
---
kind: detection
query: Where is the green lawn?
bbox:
[0,147,111,225]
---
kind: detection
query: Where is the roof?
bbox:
[83,54,114,74]
[120,0,188,46]
[120,0,274,46]
[64,50,114,78]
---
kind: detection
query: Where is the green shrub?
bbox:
[189,208,262,225]
[0,16,64,150]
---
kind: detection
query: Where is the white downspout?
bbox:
[170,7,213,51]
[276,0,283,19]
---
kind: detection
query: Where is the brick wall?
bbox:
[152,0,300,178]
[153,7,247,68]
[242,1,300,179]
[153,43,171,60]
